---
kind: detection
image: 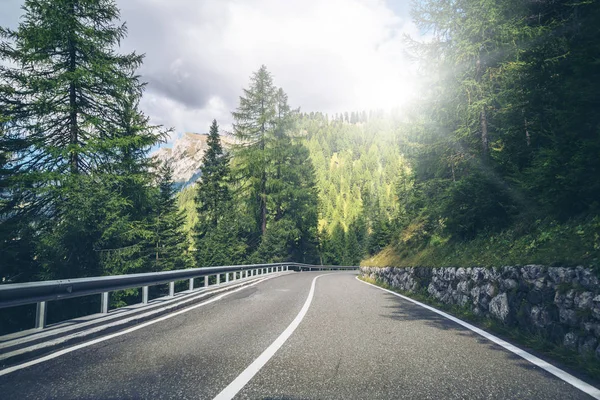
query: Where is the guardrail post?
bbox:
[142,286,149,304]
[216,274,220,285]
[225,272,229,283]
[169,281,175,297]
[35,301,47,329]
[101,292,109,314]
[189,278,194,291]
[204,275,208,287]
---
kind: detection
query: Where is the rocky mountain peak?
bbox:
[152,132,235,187]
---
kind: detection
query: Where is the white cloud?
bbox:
[1,0,423,141]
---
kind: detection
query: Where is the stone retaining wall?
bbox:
[360,265,600,358]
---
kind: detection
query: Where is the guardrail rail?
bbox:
[0,263,358,330]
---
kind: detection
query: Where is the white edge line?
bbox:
[0,275,280,377]
[1,275,288,361]
[356,276,600,399]
[213,273,334,400]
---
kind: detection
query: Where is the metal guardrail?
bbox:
[0,263,358,329]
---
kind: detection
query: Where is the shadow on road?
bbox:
[378,293,561,375]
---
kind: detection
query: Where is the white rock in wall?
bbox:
[564,332,578,349]
[489,293,510,323]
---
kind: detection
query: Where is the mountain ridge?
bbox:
[152,132,236,187]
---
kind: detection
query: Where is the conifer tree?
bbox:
[0,0,162,279]
[150,161,190,271]
[232,65,277,237]
[194,120,247,267]
[196,120,231,233]
[232,66,318,262]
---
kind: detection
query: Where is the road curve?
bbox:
[0,272,596,399]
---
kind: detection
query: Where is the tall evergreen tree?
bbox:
[232,66,319,262]
[232,65,277,237]
[0,0,162,280]
[196,120,231,233]
[149,161,190,271]
[194,120,247,267]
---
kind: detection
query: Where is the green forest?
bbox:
[1,0,600,331]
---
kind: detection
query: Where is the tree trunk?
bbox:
[68,1,78,174]
[480,107,489,159]
[261,192,267,235]
[524,116,531,147]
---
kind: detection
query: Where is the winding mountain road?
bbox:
[0,272,597,399]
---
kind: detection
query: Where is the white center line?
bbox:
[213,273,333,400]
[357,276,600,400]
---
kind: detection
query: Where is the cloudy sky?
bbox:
[0,0,422,140]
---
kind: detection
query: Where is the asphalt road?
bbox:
[0,272,596,399]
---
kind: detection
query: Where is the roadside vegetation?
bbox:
[363,217,600,272]
[2,0,599,333]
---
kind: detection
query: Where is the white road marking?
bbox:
[213,273,332,400]
[357,276,600,399]
[0,275,280,377]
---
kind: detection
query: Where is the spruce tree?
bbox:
[232,66,319,262]
[0,0,162,280]
[194,120,246,267]
[231,65,277,237]
[150,161,190,271]
[196,120,231,233]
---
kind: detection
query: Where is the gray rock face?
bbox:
[489,293,510,323]
[593,295,600,320]
[360,264,600,358]
[579,337,598,354]
[559,308,578,327]
[530,306,552,328]
[564,332,578,349]
[500,279,517,291]
[152,132,236,186]
[575,292,594,309]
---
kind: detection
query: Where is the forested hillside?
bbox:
[1,0,599,334]
[365,0,600,268]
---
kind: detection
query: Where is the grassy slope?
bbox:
[362,217,600,271]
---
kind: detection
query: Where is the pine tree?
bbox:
[0,0,162,280]
[232,66,319,262]
[232,65,277,237]
[194,120,247,267]
[150,161,190,271]
[196,120,231,233]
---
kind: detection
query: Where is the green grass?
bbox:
[359,275,600,383]
[363,217,600,272]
